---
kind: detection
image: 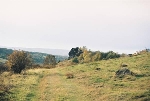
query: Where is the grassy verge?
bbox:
[0,69,50,101]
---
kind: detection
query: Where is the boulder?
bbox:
[116,68,133,76]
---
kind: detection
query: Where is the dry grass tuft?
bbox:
[66,73,74,79]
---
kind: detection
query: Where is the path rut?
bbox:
[38,69,90,101]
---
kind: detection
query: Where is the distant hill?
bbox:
[0,48,68,64]
[1,46,69,56]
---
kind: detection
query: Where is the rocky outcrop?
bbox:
[116,68,133,76]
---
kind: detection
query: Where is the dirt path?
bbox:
[38,68,91,101]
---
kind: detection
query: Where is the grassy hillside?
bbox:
[0,52,150,101]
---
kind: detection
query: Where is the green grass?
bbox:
[58,52,150,100]
[0,52,150,101]
[0,69,49,101]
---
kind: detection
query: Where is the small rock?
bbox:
[95,67,101,70]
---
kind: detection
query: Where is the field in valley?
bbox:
[1,52,150,101]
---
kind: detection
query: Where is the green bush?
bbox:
[72,57,79,63]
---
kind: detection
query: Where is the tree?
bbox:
[91,51,101,62]
[84,53,92,63]
[43,55,56,68]
[68,47,83,59]
[7,50,32,74]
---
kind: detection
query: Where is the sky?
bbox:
[0,0,150,54]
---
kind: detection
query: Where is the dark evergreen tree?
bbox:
[68,47,83,59]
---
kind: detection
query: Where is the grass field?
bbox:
[0,52,150,101]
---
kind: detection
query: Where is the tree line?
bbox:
[69,46,121,63]
[1,46,148,74]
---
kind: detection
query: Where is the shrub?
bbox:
[6,50,32,74]
[43,55,56,68]
[0,64,8,74]
[72,57,79,63]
